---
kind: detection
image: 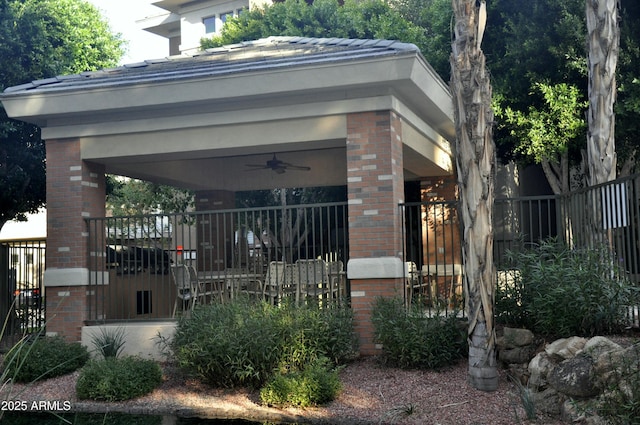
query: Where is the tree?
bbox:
[201,0,428,52]
[615,2,640,175]
[586,0,620,186]
[0,0,124,231]
[499,83,588,194]
[388,0,454,80]
[106,177,194,217]
[450,0,498,391]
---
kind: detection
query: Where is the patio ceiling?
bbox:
[1,37,455,192]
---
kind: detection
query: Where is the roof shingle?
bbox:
[3,36,419,95]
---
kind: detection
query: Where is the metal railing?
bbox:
[85,202,349,322]
[401,200,463,315]
[0,239,46,348]
[401,173,640,325]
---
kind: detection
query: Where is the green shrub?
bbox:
[170,298,357,388]
[90,327,126,359]
[260,357,342,407]
[76,357,163,401]
[3,336,89,383]
[371,297,466,369]
[497,238,639,337]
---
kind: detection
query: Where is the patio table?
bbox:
[197,270,263,301]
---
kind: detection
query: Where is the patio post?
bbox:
[44,138,106,341]
[346,110,406,355]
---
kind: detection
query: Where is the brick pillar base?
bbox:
[45,286,90,342]
[351,278,403,355]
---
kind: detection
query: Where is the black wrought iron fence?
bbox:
[85,203,349,322]
[402,173,640,326]
[0,239,46,348]
[401,200,463,315]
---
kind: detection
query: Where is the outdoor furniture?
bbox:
[296,259,332,304]
[404,261,420,305]
[421,264,463,307]
[327,260,346,299]
[197,268,261,301]
[170,264,199,317]
[262,261,288,304]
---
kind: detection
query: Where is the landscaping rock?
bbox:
[499,345,537,365]
[502,327,535,348]
[547,354,599,398]
[581,336,622,360]
[545,336,587,360]
[531,387,562,416]
[528,351,553,388]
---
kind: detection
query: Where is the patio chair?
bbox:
[187,264,224,303]
[327,260,345,298]
[262,261,287,304]
[296,259,331,304]
[170,264,199,317]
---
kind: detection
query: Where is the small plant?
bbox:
[381,403,417,424]
[76,356,163,402]
[90,326,127,359]
[371,297,466,369]
[259,356,342,407]
[2,336,89,383]
[508,373,536,421]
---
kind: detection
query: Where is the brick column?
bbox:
[346,111,405,355]
[194,190,235,271]
[44,138,106,341]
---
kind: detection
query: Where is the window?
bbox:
[203,16,216,34]
[220,11,234,24]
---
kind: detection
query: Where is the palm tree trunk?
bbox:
[450,0,498,391]
[586,0,619,186]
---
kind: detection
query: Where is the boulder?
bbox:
[547,354,599,398]
[593,342,640,389]
[531,387,563,416]
[499,345,537,365]
[545,336,587,360]
[502,327,535,348]
[529,351,553,388]
[562,400,608,425]
[581,336,622,360]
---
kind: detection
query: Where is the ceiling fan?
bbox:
[245,154,311,174]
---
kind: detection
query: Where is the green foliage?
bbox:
[260,356,342,407]
[170,299,357,388]
[371,297,466,369]
[201,0,429,55]
[497,238,639,337]
[0,0,123,230]
[75,357,163,402]
[89,327,126,359]
[106,177,194,216]
[500,83,587,164]
[389,0,452,80]
[2,336,89,383]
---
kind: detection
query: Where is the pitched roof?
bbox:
[3,36,420,95]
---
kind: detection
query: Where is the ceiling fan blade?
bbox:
[284,165,311,171]
[244,154,310,173]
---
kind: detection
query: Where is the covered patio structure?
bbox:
[1,36,455,354]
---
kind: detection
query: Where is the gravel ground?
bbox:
[2,356,566,425]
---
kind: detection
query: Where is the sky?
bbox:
[86,0,169,64]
